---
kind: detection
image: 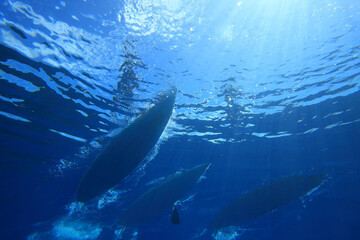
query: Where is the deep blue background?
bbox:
[0,0,360,239]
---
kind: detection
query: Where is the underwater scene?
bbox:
[0,0,359,239]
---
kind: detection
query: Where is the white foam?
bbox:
[66,201,86,216]
[97,189,127,209]
[53,218,102,239]
[28,217,102,240]
[213,226,245,240]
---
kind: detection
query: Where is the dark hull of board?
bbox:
[208,175,324,230]
[77,89,176,202]
[118,163,210,226]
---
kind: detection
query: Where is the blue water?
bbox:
[1,0,360,239]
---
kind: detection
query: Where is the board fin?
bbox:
[171,205,180,225]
